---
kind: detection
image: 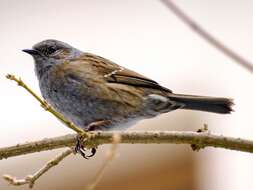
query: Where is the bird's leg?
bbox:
[87,120,112,131]
[75,133,97,159]
[75,120,111,159]
[75,134,89,159]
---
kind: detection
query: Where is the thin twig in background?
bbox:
[1,131,253,161]
[86,134,121,190]
[3,148,73,188]
[160,0,253,73]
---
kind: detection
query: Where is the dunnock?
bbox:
[23,39,233,131]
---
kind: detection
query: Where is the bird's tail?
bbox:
[168,93,234,114]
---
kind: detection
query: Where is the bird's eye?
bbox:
[46,46,57,55]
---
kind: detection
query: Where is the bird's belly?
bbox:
[47,94,143,129]
[40,82,142,130]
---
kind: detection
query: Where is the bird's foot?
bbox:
[74,134,97,159]
[74,120,111,159]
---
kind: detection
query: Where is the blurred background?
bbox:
[0,0,253,189]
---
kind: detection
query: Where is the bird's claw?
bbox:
[74,134,97,159]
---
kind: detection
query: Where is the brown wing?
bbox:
[82,53,172,92]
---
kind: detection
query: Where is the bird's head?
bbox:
[23,39,82,78]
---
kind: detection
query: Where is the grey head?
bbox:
[23,39,82,78]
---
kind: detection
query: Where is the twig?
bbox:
[86,134,121,190]
[191,124,209,151]
[6,74,85,134]
[160,0,253,73]
[3,148,73,188]
[1,131,253,161]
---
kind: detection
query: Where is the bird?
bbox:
[23,39,233,157]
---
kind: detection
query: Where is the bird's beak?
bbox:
[22,49,40,56]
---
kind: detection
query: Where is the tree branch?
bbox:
[1,131,253,161]
[3,148,73,188]
[160,0,253,73]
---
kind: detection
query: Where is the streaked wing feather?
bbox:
[82,52,172,92]
[107,73,172,92]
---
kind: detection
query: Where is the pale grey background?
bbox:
[0,0,253,190]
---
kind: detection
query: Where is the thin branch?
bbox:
[6,74,85,134]
[160,0,253,73]
[86,133,121,190]
[3,148,73,188]
[1,131,253,161]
